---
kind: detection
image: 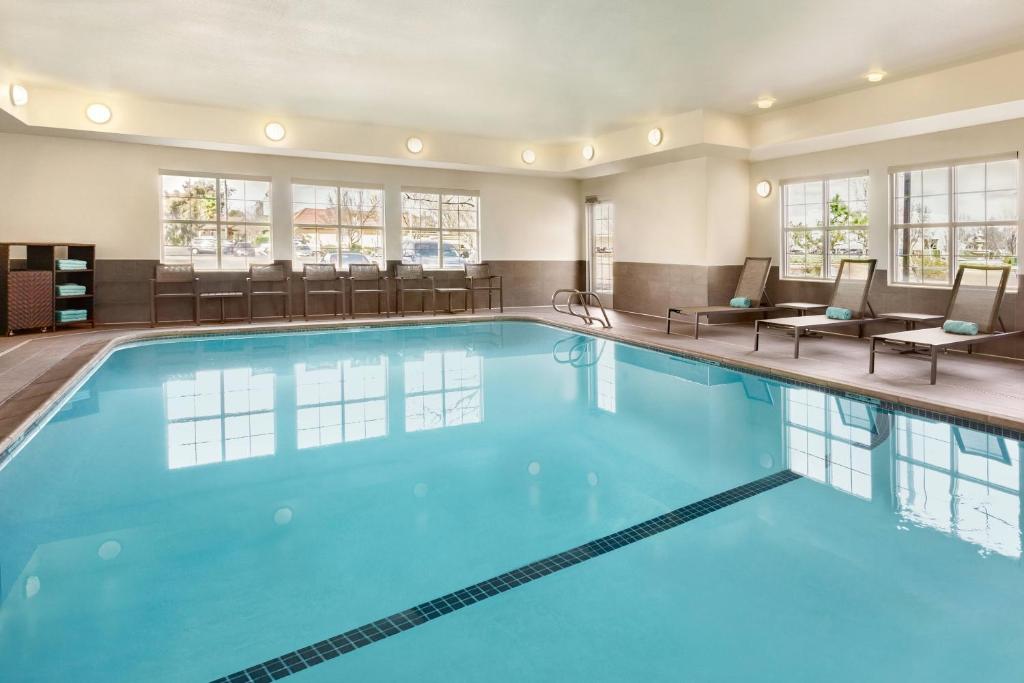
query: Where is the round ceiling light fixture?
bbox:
[866,70,887,83]
[264,121,286,141]
[9,83,28,106]
[647,127,663,146]
[85,103,112,124]
[521,148,536,164]
[406,136,424,154]
[581,144,595,161]
[755,180,773,198]
[756,96,776,110]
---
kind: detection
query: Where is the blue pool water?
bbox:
[0,321,1021,681]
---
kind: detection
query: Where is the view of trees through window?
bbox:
[161,174,272,270]
[892,158,1018,287]
[783,175,869,279]
[401,191,480,269]
[291,184,385,270]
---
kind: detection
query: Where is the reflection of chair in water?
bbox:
[953,426,1010,464]
[835,396,891,449]
[552,335,606,368]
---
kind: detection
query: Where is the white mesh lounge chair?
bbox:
[666,257,774,339]
[869,264,1019,384]
[753,258,878,358]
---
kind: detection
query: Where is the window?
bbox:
[401,190,480,269]
[161,173,272,270]
[292,183,385,270]
[783,388,873,500]
[588,201,614,292]
[782,174,869,279]
[294,355,388,448]
[892,157,1018,287]
[164,368,275,468]
[894,414,1020,558]
[404,350,483,432]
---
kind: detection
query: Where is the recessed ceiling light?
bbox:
[756,97,776,110]
[85,103,112,124]
[647,127,663,146]
[581,144,595,161]
[264,121,286,141]
[755,180,772,198]
[521,149,536,164]
[406,136,424,154]
[866,70,887,83]
[9,83,28,106]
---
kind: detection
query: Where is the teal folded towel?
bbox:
[57,259,88,270]
[57,309,88,322]
[943,319,978,335]
[56,284,86,296]
[729,297,752,308]
[826,306,852,320]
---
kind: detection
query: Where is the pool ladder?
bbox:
[551,289,612,328]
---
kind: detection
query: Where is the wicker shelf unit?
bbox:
[0,242,97,335]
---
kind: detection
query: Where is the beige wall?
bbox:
[581,158,707,265]
[0,131,583,263]
[581,156,751,267]
[749,117,1024,276]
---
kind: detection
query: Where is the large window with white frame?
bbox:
[891,156,1019,288]
[782,174,869,280]
[160,173,272,270]
[292,183,385,270]
[401,190,480,269]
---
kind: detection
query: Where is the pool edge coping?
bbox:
[0,313,1021,468]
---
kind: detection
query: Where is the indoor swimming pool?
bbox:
[0,321,1020,681]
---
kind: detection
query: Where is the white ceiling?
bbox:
[4,0,1024,142]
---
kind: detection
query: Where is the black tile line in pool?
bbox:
[211,468,802,683]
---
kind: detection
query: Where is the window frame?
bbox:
[888,153,1020,290]
[291,180,386,270]
[780,171,871,282]
[159,171,273,271]
[400,187,482,270]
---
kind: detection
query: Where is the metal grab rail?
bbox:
[551,289,612,328]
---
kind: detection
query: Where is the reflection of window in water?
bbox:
[295,356,388,448]
[595,343,616,413]
[164,368,275,469]
[894,415,1020,558]
[404,350,482,432]
[784,388,872,499]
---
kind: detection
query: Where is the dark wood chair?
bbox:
[394,264,435,316]
[302,263,345,319]
[247,264,292,323]
[151,264,199,326]
[349,263,389,317]
[465,263,503,313]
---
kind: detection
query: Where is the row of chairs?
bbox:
[666,256,1018,385]
[151,262,503,326]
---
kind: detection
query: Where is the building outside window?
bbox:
[401,190,480,269]
[161,173,272,270]
[891,156,1018,287]
[292,183,385,269]
[782,174,869,279]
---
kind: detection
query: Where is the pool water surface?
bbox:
[0,321,1020,681]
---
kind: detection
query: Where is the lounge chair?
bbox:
[666,256,774,338]
[753,258,878,358]
[869,264,1019,384]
